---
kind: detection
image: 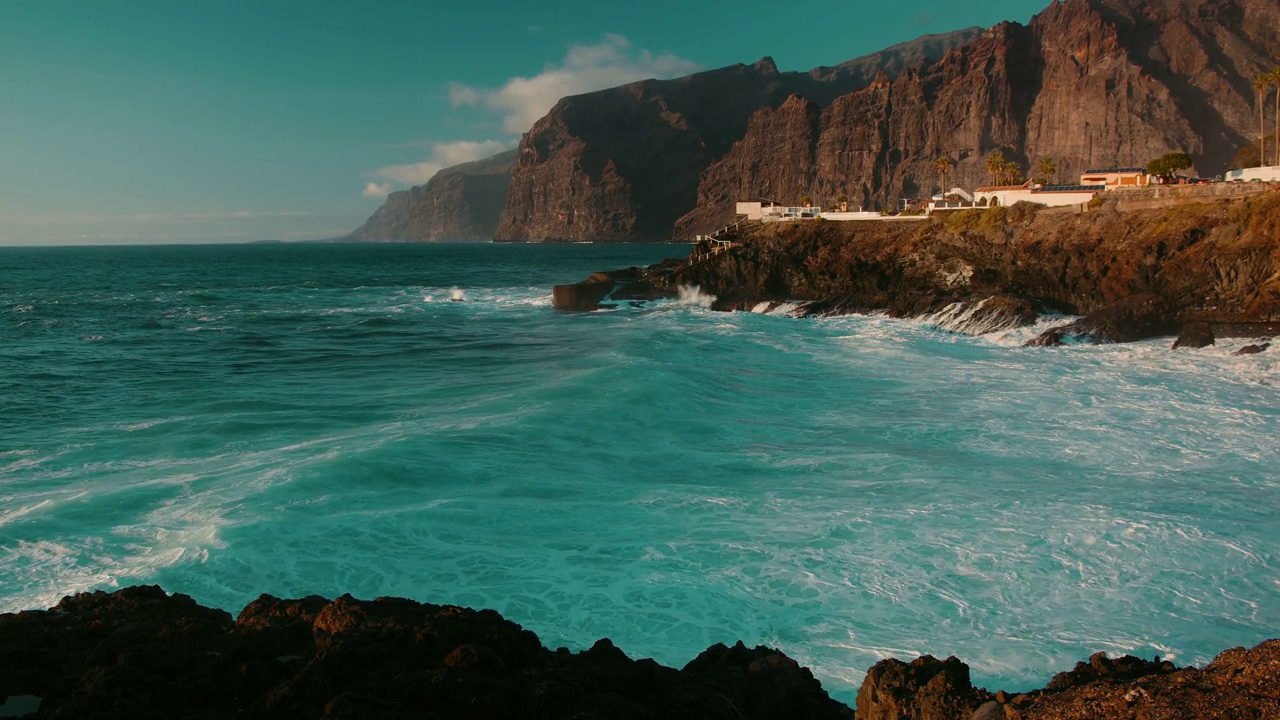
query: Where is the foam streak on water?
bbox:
[1,243,1278,705]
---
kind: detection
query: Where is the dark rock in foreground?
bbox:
[0,586,850,719]
[2,587,1278,719]
[1172,321,1215,349]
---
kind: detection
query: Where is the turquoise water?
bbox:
[2,242,1278,704]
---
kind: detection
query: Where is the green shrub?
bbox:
[1007,201,1041,223]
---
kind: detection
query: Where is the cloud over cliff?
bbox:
[450,34,700,135]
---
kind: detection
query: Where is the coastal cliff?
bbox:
[502,0,1279,242]
[1,586,1276,718]
[493,26,981,244]
[554,187,1280,347]
[347,150,515,242]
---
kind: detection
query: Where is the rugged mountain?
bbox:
[347,149,515,242]
[494,29,982,243]
[496,0,1280,242]
[677,0,1280,236]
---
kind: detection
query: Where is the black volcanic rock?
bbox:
[2,587,1280,719]
[556,190,1280,346]
[1172,321,1215,349]
[348,149,515,242]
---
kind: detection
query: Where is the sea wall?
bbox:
[1108,181,1274,211]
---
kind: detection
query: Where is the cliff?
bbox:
[676,0,1280,237]
[1,586,1276,719]
[347,150,515,242]
[494,29,980,243]
[554,187,1280,347]
[500,0,1280,242]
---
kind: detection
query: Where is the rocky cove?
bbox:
[553,189,1280,351]
[1,585,1276,719]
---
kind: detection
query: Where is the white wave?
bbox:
[450,288,466,302]
[676,285,716,308]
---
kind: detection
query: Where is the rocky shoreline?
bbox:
[553,191,1280,351]
[0,586,1276,718]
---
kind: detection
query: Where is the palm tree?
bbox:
[985,150,1007,186]
[1005,161,1023,185]
[1272,67,1280,166]
[935,156,954,193]
[1253,72,1270,168]
[1037,157,1057,185]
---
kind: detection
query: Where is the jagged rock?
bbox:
[1021,642,1280,719]
[856,654,988,720]
[971,701,1004,720]
[552,272,617,311]
[0,587,852,719]
[1234,342,1270,355]
[3,587,1280,719]
[1027,293,1178,345]
[561,191,1280,344]
[1043,651,1177,692]
[1172,322,1215,349]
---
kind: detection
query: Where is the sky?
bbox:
[0,0,1047,245]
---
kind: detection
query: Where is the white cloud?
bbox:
[449,34,700,135]
[363,182,393,198]
[368,139,512,188]
[360,35,698,198]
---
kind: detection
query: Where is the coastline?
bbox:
[1,586,1275,719]
[553,189,1280,350]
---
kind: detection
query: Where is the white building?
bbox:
[973,181,1036,207]
[1225,166,1280,182]
[969,181,1102,209]
[735,201,781,220]
[1080,167,1151,188]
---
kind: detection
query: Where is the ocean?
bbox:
[1,242,1277,704]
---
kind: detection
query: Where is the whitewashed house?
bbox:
[1225,166,1280,182]
[969,181,1102,209]
[1079,167,1150,188]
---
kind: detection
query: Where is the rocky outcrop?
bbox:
[0,585,852,719]
[498,0,1280,243]
[2,586,1278,719]
[555,189,1280,344]
[347,150,515,242]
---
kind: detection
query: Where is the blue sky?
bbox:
[0,0,1046,244]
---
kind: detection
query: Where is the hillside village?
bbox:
[729,162,1280,231]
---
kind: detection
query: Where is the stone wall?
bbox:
[1109,182,1275,211]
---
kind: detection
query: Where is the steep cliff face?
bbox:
[347,149,515,242]
[495,29,981,243]
[678,0,1280,236]
[493,0,1279,242]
